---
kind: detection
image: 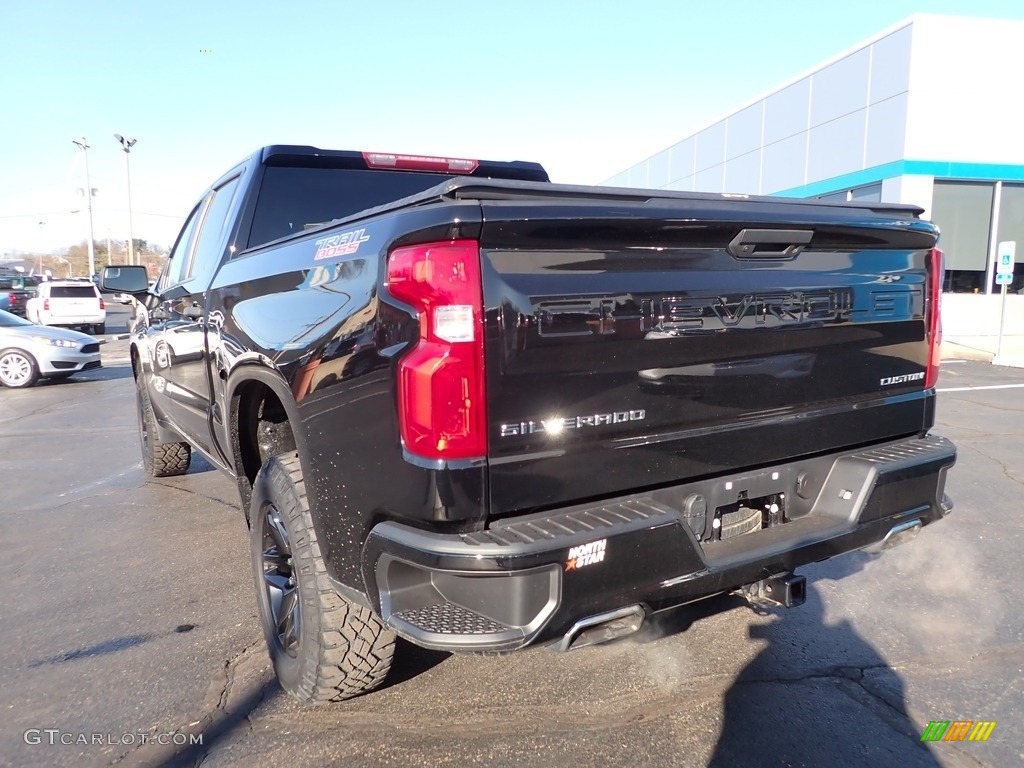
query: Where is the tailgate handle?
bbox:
[728,229,813,259]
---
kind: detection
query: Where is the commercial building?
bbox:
[604,14,1024,295]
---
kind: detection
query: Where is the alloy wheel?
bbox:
[0,352,32,387]
[261,504,301,657]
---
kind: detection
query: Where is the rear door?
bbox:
[158,176,242,462]
[478,196,939,516]
[148,203,203,444]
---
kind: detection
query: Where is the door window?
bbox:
[160,205,203,291]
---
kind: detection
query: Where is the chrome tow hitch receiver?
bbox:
[741,572,807,609]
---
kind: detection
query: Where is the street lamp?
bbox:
[114,134,137,265]
[37,221,46,275]
[71,138,97,277]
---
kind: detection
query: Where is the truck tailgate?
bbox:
[478,197,940,516]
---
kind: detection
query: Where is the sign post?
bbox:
[995,241,1015,361]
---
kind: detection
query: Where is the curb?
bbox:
[940,341,992,363]
[992,355,1024,369]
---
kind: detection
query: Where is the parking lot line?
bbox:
[937,383,1024,393]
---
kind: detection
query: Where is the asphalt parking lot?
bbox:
[1,317,1021,767]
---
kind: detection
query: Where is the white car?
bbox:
[0,309,102,387]
[26,280,106,334]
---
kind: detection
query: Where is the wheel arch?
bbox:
[225,364,314,525]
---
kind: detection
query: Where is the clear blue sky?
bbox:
[1,0,1022,254]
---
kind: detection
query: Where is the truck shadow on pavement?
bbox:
[707,554,941,767]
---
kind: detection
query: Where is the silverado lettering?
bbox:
[500,409,646,437]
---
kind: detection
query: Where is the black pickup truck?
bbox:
[0,275,33,317]
[104,145,955,705]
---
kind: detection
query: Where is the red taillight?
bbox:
[925,247,944,389]
[7,292,15,304]
[387,239,487,461]
[363,152,479,175]
[99,297,105,310]
[43,298,50,311]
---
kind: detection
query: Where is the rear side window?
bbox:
[49,286,98,298]
[247,166,451,249]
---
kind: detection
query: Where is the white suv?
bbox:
[26,280,106,334]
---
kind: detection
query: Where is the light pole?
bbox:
[72,138,96,277]
[114,134,137,264]
[37,221,45,274]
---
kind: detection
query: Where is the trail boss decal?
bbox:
[565,539,606,571]
[314,228,370,260]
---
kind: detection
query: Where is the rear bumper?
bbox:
[43,315,105,326]
[362,434,955,652]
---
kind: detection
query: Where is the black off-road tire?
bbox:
[136,375,191,477]
[251,452,396,704]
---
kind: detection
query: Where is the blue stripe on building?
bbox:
[774,160,1024,198]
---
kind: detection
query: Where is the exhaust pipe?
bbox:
[862,519,922,555]
[556,605,646,651]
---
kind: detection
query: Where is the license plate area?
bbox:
[711,490,788,542]
[665,466,806,546]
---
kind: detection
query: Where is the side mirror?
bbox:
[101,265,150,294]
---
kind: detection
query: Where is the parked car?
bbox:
[25,280,106,334]
[0,308,102,387]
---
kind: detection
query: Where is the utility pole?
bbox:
[37,221,45,274]
[114,134,137,265]
[72,138,97,277]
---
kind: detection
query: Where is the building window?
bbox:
[995,183,1024,293]
[850,183,882,203]
[814,183,881,204]
[930,181,995,293]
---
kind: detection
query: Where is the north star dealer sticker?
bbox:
[565,539,607,571]
[314,228,370,260]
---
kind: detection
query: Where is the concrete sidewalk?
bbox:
[942,334,1024,368]
[941,293,1024,369]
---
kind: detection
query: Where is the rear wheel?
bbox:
[136,376,191,476]
[251,452,396,704]
[93,323,106,335]
[0,349,39,388]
